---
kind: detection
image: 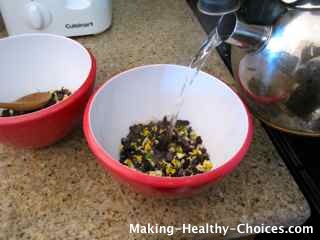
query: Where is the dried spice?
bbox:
[0,88,72,117]
[120,116,213,177]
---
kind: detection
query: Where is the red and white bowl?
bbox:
[84,64,253,197]
[0,34,96,148]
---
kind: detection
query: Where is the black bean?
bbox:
[176,120,190,127]
[177,169,184,177]
[182,159,190,169]
[196,136,203,145]
[140,159,154,172]
[165,152,174,162]
[191,158,201,166]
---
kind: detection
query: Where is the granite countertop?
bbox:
[0,1,310,239]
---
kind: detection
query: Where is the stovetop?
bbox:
[187,0,320,226]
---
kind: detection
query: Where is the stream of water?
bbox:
[171,27,223,126]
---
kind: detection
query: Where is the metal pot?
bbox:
[217,4,320,136]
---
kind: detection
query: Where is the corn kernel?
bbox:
[176,153,185,159]
[196,160,213,172]
[165,164,176,176]
[142,128,150,136]
[130,142,138,150]
[172,158,181,168]
[134,155,142,163]
[176,146,183,154]
[149,170,163,176]
[124,159,134,168]
[203,160,213,171]
[190,131,197,140]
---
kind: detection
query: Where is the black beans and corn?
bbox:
[120,117,213,177]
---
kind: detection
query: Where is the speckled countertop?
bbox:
[0,1,310,239]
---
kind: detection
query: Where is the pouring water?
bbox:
[170,27,223,127]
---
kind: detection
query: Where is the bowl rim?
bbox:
[0,33,96,125]
[83,64,254,189]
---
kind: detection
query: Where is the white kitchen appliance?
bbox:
[0,0,112,37]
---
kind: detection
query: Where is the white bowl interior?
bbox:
[89,65,249,169]
[0,34,91,102]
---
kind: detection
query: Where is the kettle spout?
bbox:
[217,13,272,50]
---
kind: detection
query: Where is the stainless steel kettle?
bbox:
[217,2,320,136]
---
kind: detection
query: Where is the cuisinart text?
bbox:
[65,22,94,29]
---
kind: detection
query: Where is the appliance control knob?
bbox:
[26,2,52,30]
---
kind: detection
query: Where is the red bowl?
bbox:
[83,64,253,198]
[0,34,96,148]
